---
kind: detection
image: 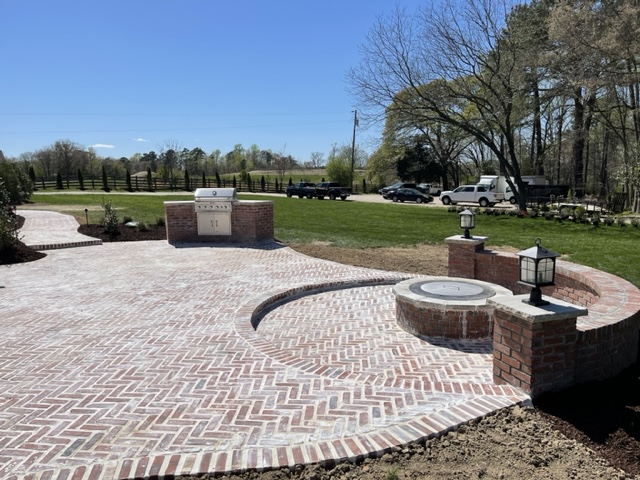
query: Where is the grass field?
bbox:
[29,192,640,287]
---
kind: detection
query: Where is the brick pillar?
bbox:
[488,295,587,398]
[445,235,487,279]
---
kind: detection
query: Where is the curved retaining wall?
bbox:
[447,236,640,393]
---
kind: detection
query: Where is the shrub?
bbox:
[0,181,19,250]
[156,216,166,227]
[122,215,133,224]
[617,217,627,227]
[559,207,572,220]
[0,160,33,203]
[137,221,150,232]
[101,199,119,234]
[631,218,640,228]
[603,216,615,226]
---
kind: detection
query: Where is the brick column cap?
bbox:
[445,235,488,246]
[164,200,193,206]
[488,294,588,323]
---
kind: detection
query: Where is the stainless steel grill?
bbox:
[194,188,238,212]
[194,188,237,235]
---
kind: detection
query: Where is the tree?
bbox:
[184,170,191,191]
[325,143,367,186]
[146,166,153,191]
[101,165,109,192]
[325,144,353,186]
[272,149,297,185]
[309,152,325,168]
[78,168,85,191]
[396,142,442,183]
[349,0,544,210]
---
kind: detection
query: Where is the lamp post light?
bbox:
[459,209,475,239]
[517,238,560,306]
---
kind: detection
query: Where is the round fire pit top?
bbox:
[394,276,513,307]
[410,280,496,301]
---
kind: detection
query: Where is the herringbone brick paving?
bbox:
[0,211,529,479]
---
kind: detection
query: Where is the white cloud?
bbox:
[134,137,148,142]
[90,143,115,149]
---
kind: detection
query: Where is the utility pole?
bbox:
[351,110,358,186]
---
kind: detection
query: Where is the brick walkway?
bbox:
[1,211,529,479]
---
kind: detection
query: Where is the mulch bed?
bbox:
[77,223,167,242]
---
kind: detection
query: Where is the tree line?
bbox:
[350,0,640,211]
[0,138,369,196]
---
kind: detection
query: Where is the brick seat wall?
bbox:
[471,249,640,385]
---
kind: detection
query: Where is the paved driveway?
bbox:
[0,211,528,479]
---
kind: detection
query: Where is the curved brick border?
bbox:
[447,236,640,390]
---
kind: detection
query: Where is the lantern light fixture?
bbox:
[459,209,475,239]
[517,238,560,306]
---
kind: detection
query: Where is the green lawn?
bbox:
[29,193,640,287]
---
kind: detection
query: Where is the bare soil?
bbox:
[3,222,639,479]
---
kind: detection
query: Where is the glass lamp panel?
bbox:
[520,257,536,284]
[459,211,475,229]
[537,258,555,284]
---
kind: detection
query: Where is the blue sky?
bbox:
[0,1,424,162]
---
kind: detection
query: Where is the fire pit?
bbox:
[394,276,512,339]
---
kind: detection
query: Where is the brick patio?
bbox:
[0,210,529,479]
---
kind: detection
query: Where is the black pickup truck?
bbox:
[312,182,351,200]
[285,182,316,198]
[286,181,351,200]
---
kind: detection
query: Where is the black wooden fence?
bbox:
[33,175,369,194]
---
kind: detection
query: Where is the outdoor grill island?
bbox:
[164,188,273,245]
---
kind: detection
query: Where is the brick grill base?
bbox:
[164,200,274,244]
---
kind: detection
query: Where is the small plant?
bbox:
[559,207,572,220]
[617,217,627,227]
[122,215,133,224]
[386,466,399,480]
[529,208,539,218]
[591,212,601,226]
[156,216,166,226]
[544,211,554,220]
[540,204,550,212]
[101,199,119,235]
[137,221,150,232]
[603,216,615,226]
[574,206,586,221]
[631,218,640,228]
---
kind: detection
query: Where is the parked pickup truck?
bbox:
[439,184,500,207]
[312,182,351,200]
[286,182,316,198]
